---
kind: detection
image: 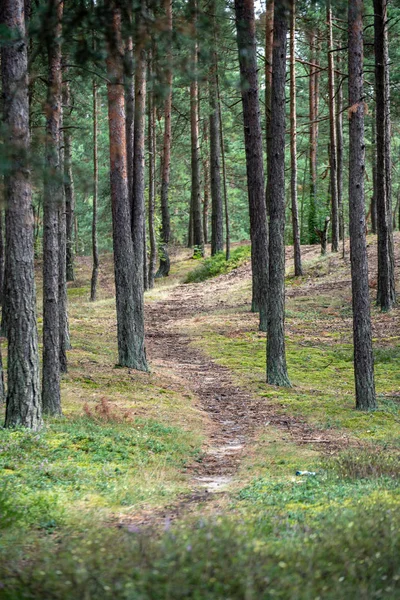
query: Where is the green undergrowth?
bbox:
[184,245,251,283]
[0,414,201,531]
[194,329,400,443]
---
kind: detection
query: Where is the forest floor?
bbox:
[0,235,399,599]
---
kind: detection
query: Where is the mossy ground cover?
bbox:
[1,242,400,599]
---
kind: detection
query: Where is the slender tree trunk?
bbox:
[371,119,377,235]
[190,0,204,257]
[125,33,135,203]
[267,0,290,387]
[336,53,345,255]
[209,0,223,256]
[234,0,268,332]
[216,63,230,261]
[348,0,376,410]
[90,76,99,301]
[0,211,5,305]
[58,84,69,374]
[289,0,302,276]
[156,0,173,276]
[202,114,210,245]
[42,0,63,415]
[374,0,396,310]
[308,24,319,244]
[63,77,75,282]
[106,6,147,371]
[327,1,339,252]
[148,56,157,290]
[265,0,274,214]
[1,0,42,428]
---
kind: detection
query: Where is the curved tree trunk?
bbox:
[267,0,290,387]
[42,0,63,415]
[1,0,42,428]
[234,0,268,332]
[348,0,376,410]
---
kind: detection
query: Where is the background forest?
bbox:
[0,0,399,598]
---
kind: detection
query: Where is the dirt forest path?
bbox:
[127,246,352,527]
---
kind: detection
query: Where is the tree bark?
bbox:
[156,0,173,277]
[148,52,157,290]
[374,0,396,310]
[348,0,377,410]
[336,53,345,254]
[209,0,223,256]
[202,113,210,246]
[267,0,290,387]
[90,74,99,301]
[0,211,5,305]
[308,23,319,244]
[265,0,274,215]
[58,85,69,374]
[1,0,42,428]
[216,62,230,261]
[289,0,302,276]
[106,5,147,371]
[63,76,75,282]
[190,0,204,257]
[125,34,135,203]
[42,0,63,416]
[234,0,268,332]
[327,1,339,252]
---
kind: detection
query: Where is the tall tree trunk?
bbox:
[63,76,75,282]
[42,0,63,415]
[348,0,376,410]
[267,0,290,387]
[1,0,42,428]
[202,114,210,245]
[336,53,345,253]
[106,6,147,371]
[308,23,319,244]
[90,74,99,302]
[125,33,135,203]
[157,0,173,276]
[374,0,396,310]
[265,0,274,214]
[209,0,223,256]
[58,81,69,374]
[148,55,157,290]
[289,0,302,276]
[327,1,339,252]
[0,211,5,305]
[371,120,378,235]
[216,63,230,261]
[234,0,268,332]
[190,0,204,257]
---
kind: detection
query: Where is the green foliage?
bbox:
[0,415,200,530]
[185,245,251,283]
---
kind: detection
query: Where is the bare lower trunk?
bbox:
[63,77,75,282]
[327,1,339,252]
[106,7,147,371]
[202,115,210,245]
[289,0,302,276]
[90,76,99,301]
[1,0,42,428]
[265,0,274,215]
[234,0,268,332]
[308,23,319,244]
[216,64,230,261]
[148,53,157,290]
[42,0,63,416]
[348,0,376,410]
[190,0,204,257]
[267,0,290,387]
[336,53,344,247]
[58,92,69,374]
[374,0,396,310]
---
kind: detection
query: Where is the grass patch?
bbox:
[184,245,251,284]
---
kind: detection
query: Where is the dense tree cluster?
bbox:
[1,0,398,427]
